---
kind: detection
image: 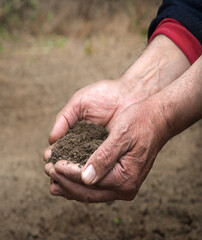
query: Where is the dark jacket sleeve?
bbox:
[148,0,202,44]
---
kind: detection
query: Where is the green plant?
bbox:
[84,38,92,56]
[113,217,121,225]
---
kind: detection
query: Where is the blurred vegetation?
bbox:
[42,34,67,54]
[0,0,160,33]
[0,0,160,51]
[0,0,39,50]
[0,0,38,30]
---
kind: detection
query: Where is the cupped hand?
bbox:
[44,34,193,202]
[44,86,168,202]
[48,80,124,145]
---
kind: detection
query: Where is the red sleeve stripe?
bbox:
[148,18,202,64]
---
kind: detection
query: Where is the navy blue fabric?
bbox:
[148,0,202,44]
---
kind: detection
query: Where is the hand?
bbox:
[44,97,168,202]
[48,79,123,144]
[44,35,192,202]
[45,56,202,203]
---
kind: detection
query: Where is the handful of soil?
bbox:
[48,121,109,166]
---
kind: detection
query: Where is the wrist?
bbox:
[118,35,190,103]
[144,97,171,148]
[149,56,202,141]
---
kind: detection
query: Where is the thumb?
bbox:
[81,130,129,185]
[49,95,81,144]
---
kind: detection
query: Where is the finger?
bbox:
[50,182,67,197]
[43,145,54,162]
[50,178,57,184]
[95,154,146,202]
[97,157,138,191]
[50,170,119,202]
[81,127,131,185]
[44,162,54,177]
[50,181,73,200]
[54,160,83,183]
[49,94,82,144]
[96,162,127,189]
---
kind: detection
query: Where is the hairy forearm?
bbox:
[153,56,202,140]
[119,35,190,101]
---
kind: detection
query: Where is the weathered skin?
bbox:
[44,36,201,203]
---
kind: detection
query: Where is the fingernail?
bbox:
[82,164,96,185]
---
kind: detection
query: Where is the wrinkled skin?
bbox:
[43,35,194,203]
[44,79,168,202]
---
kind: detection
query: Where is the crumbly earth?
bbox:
[48,121,108,165]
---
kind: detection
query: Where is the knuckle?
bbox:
[56,112,62,121]
[49,168,57,180]
[96,147,111,171]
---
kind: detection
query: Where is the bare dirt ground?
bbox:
[0,2,202,239]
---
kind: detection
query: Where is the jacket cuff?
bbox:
[148,18,202,64]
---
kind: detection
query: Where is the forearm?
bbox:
[153,56,202,140]
[119,35,190,101]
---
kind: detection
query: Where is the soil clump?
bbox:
[48,121,108,165]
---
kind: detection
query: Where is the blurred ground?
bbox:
[0,1,202,240]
